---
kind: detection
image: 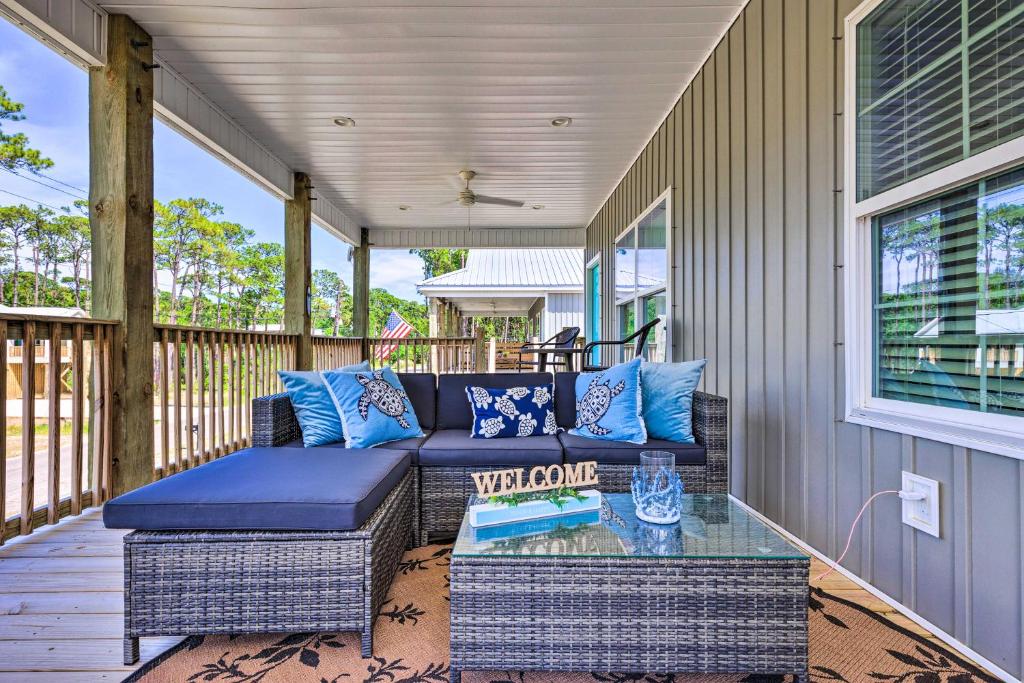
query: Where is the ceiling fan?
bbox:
[446,170,524,208]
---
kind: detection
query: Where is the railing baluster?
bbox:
[101,329,113,500]
[230,333,239,452]
[186,330,195,468]
[220,333,228,456]
[70,324,83,516]
[20,321,36,536]
[197,331,206,463]
[46,321,61,525]
[0,320,6,540]
[173,329,183,471]
[90,325,105,502]
[159,328,169,475]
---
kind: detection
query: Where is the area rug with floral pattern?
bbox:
[126,544,998,683]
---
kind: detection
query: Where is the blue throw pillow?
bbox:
[322,367,423,448]
[466,384,556,438]
[569,358,646,443]
[641,359,706,444]
[278,363,365,447]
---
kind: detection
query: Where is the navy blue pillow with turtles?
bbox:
[569,357,646,443]
[322,367,424,448]
[465,384,557,438]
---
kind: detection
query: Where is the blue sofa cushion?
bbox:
[558,432,706,466]
[418,429,563,467]
[437,372,553,430]
[466,384,557,438]
[282,432,430,464]
[323,367,424,449]
[554,372,579,429]
[397,372,437,431]
[568,358,646,443]
[102,447,410,531]
[641,360,706,443]
[277,370,343,447]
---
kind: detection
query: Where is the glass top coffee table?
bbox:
[449,493,809,682]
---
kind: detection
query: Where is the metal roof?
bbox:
[418,249,583,291]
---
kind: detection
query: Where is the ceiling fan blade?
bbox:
[474,195,525,208]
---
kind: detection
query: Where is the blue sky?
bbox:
[0,18,424,302]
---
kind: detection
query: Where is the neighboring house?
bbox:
[417,249,584,341]
[915,308,1024,376]
[0,306,88,399]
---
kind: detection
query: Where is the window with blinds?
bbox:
[856,0,1024,201]
[873,164,1024,417]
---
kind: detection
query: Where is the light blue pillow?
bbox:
[569,358,646,444]
[641,359,706,444]
[323,367,424,449]
[278,361,370,447]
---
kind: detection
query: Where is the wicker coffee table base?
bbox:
[449,555,809,681]
[121,470,414,664]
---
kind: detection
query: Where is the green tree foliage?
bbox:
[411,248,467,278]
[0,85,53,173]
[369,288,427,337]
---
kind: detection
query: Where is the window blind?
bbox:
[873,165,1024,417]
[857,0,1024,200]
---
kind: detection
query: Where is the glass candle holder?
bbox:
[631,450,684,524]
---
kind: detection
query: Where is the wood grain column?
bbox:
[352,227,370,338]
[89,14,155,496]
[284,172,312,369]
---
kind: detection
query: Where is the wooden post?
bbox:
[474,326,486,372]
[285,172,313,370]
[89,14,155,497]
[488,337,497,374]
[352,227,370,338]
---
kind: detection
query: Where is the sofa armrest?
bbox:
[692,391,728,494]
[251,393,301,447]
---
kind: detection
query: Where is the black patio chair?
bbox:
[581,317,661,372]
[516,326,581,372]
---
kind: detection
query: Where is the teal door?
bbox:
[587,261,601,366]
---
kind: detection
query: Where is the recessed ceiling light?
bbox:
[332,116,356,127]
[550,116,573,128]
[532,204,545,210]
[398,204,410,211]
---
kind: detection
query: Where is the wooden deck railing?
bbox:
[367,336,481,373]
[311,335,363,369]
[152,325,297,479]
[0,318,492,542]
[0,313,118,543]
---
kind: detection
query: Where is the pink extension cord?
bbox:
[814,489,899,582]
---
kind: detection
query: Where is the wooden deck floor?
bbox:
[0,508,991,681]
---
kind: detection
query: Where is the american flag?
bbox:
[374,311,414,360]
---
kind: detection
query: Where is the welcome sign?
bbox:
[471,461,599,498]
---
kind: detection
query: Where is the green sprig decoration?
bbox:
[488,486,588,511]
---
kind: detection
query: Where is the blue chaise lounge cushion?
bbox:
[102,446,410,531]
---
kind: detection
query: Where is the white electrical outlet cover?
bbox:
[901,471,940,538]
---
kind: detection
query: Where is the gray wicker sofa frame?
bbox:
[252,372,728,546]
[120,468,414,665]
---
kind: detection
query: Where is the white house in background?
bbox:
[417,249,584,340]
[0,306,88,398]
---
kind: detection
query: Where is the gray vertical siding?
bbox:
[543,293,584,341]
[584,0,1023,676]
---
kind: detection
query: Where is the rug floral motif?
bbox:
[126,544,999,683]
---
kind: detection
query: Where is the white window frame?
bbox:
[613,188,673,362]
[843,0,1024,460]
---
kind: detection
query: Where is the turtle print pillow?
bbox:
[569,357,647,444]
[322,367,424,449]
[465,384,557,439]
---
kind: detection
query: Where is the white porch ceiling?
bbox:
[97,1,744,232]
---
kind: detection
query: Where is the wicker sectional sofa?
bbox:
[253,371,728,545]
